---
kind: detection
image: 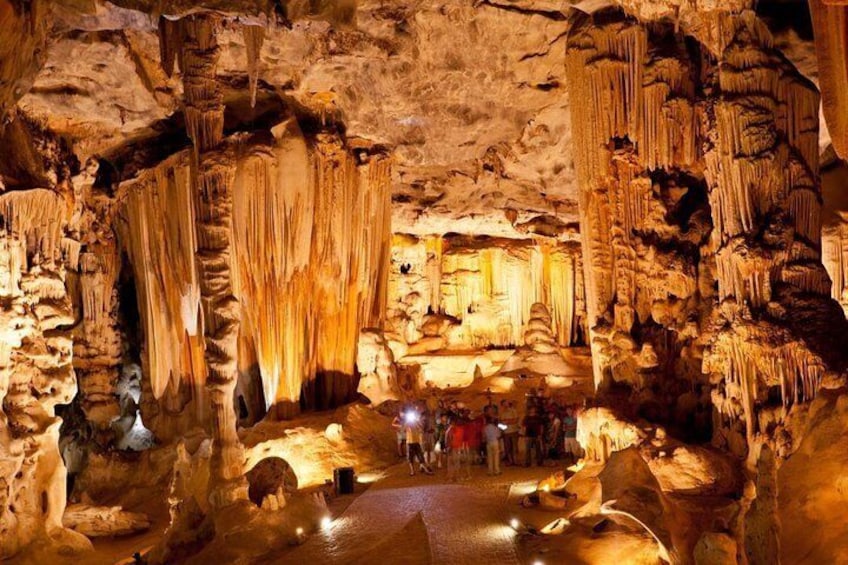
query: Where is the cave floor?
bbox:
[274,460,556,565]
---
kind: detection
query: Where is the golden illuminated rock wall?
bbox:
[232,126,391,414]
[565,10,707,390]
[700,14,839,455]
[388,235,585,350]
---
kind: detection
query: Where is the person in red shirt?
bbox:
[446,418,464,482]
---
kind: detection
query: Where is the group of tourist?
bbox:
[391,388,583,479]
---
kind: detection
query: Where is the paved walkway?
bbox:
[279,464,551,565]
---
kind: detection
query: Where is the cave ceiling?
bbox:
[10,0,826,241]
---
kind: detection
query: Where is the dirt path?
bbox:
[278,463,552,565]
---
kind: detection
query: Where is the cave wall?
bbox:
[387,235,586,350]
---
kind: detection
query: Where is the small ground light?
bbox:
[321,516,332,529]
[296,527,304,536]
[510,518,520,529]
[532,561,544,565]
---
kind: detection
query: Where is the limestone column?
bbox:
[164,13,246,504]
[701,14,847,454]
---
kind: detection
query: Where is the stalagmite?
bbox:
[356,329,399,406]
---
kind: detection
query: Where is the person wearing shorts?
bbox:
[406,416,433,476]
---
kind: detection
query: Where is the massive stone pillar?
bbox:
[565,10,709,393]
[160,13,246,504]
[565,8,848,563]
[700,13,847,457]
[183,14,245,504]
[565,6,848,449]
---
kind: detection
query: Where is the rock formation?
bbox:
[0,189,90,557]
[566,4,848,451]
[0,1,847,563]
[497,302,587,385]
[356,329,400,406]
[388,235,586,350]
[809,0,848,159]
[71,160,123,445]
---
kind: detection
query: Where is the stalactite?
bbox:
[157,16,182,78]
[308,136,392,409]
[231,125,391,413]
[242,24,265,109]
[424,235,443,313]
[822,223,848,314]
[541,240,584,347]
[706,320,825,449]
[118,154,206,438]
[0,189,88,558]
[121,123,392,424]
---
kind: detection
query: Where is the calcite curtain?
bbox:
[119,123,391,427]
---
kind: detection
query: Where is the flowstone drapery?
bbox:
[565,10,708,394]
